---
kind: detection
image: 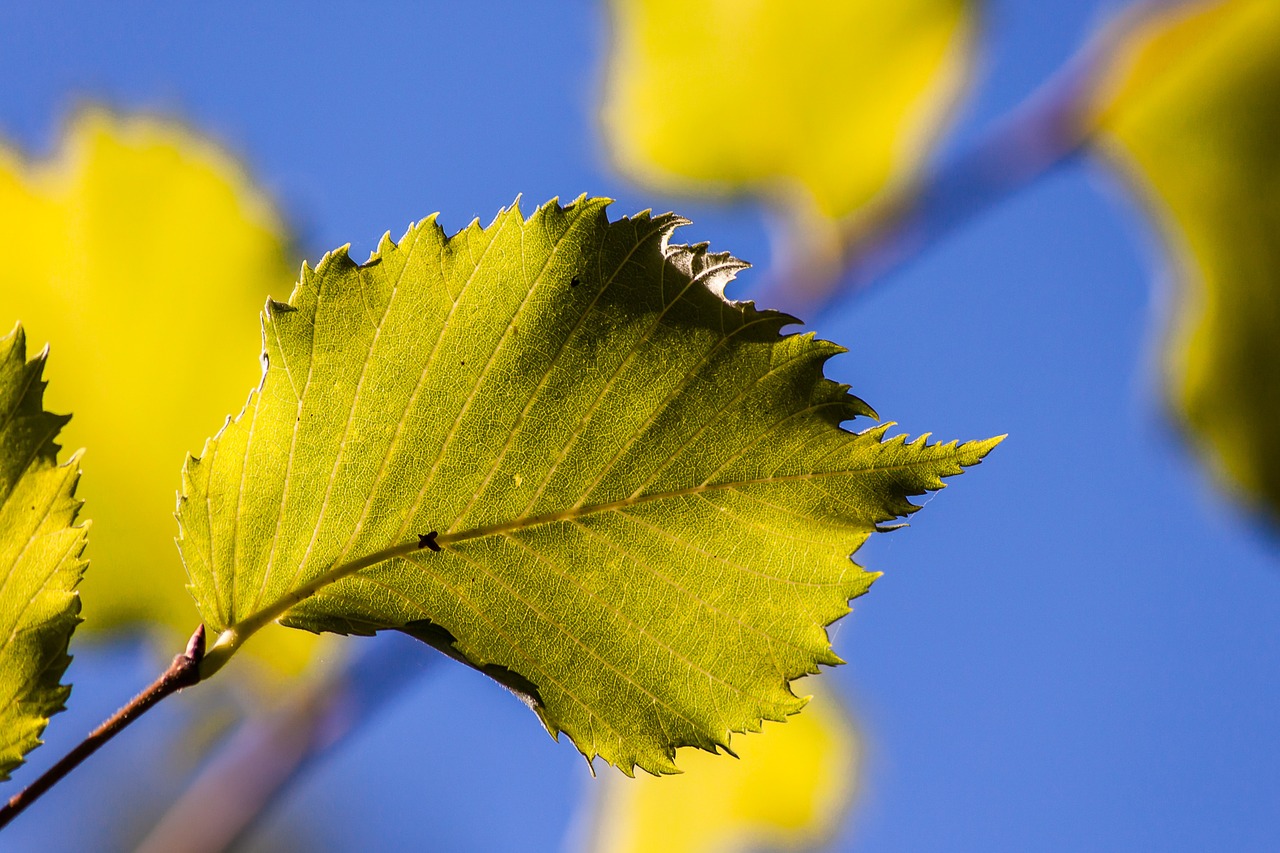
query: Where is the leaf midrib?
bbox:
[215,449,929,650]
[442,465,882,546]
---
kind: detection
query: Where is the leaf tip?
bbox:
[964,433,1007,463]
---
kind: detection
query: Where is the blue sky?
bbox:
[2,1,1278,850]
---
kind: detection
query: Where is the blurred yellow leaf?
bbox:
[601,0,973,235]
[1091,0,1280,516]
[587,685,857,853]
[0,109,317,674]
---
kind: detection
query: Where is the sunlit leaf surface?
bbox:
[588,684,856,853]
[0,110,316,672]
[601,0,973,231]
[179,197,999,774]
[1092,0,1280,516]
[0,326,87,779]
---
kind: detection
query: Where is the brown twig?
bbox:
[0,624,207,831]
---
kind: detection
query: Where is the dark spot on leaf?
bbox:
[417,531,441,551]
[570,276,579,287]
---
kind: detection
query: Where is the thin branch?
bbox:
[0,624,207,831]
[755,1,1163,314]
[830,62,1092,297]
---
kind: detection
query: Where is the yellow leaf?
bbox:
[586,685,857,853]
[0,109,318,674]
[1091,0,1280,515]
[601,0,973,233]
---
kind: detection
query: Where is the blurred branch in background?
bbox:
[792,30,1098,309]
[760,1,1182,314]
[137,634,436,853]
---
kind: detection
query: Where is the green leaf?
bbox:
[179,197,999,774]
[0,325,87,780]
[1091,0,1280,517]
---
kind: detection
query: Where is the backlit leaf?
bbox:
[587,683,856,853]
[601,0,974,263]
[180,197,999,774]
[0,109,317,672]
[0,326,87,780]
[1091,0,1280,516]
